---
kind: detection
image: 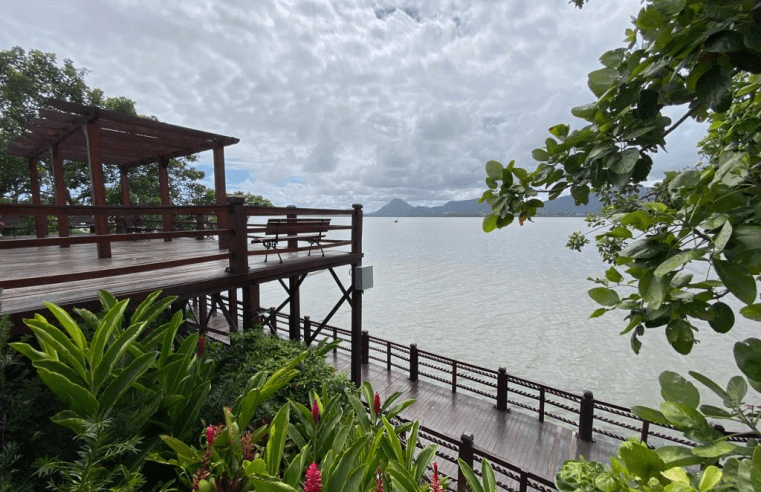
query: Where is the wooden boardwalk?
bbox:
[326,350,618,484]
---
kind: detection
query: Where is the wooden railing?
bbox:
[254,311,754,449]
[0,200,362,289]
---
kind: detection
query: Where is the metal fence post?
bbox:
[409,343,419,382]
[362,330,370,364]
[497,367,508,411]
[304,316,311,346]
[457,433,474,492]
[578,390,595,442]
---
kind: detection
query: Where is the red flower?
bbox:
[312,399,319,425]
[197,334,206,359]
[374,392,381,417]
[205,425,215,448]
[431,461,443,492]
[304,462,322,492]
[375,461,384,492]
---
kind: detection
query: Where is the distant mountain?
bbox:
[368,195,603,217]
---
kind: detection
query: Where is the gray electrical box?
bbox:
[354,265,374,291]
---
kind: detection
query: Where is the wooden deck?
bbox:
[0,236,359,324]
[326,351,617,484]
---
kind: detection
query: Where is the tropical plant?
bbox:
[9,290,213,489]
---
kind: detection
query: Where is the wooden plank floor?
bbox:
[0,236,359,321]
[327,350,618,484]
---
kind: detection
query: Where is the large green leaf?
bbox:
[25,318,89,385]
[266,404,290,476]
[588,67,619,98]
[734,338,761,382]
[666,320,695,355]
[44,301,88,352]
[37,367,99,416]
[589,287,620,306]
[93,320,148,393]
[90,299,129,370]
[740,304,761,321]
[659,371,700,409]
[639,270,668,309]
[714,258,757,305]
[654,249,707,278]
[98,351,157,414]
[707,302,735,333]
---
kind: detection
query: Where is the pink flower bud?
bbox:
[205,425,215,448]
[431,461,443,492]
[305,462,322,492]
[312,399,319,424]
[376,461,384,492]
[374,392,381,417]
[197,334,206,359]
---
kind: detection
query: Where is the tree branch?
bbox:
[663,107,698,138]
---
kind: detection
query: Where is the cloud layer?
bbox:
[2,0,705,211]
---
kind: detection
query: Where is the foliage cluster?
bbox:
[201,329,355,428]
[478,0,761,490]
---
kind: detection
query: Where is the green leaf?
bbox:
[699,404,733,418]
[734,338,761,382]
[659,371,700,409]
[698,466,722,492]
[485,160,502,179]
[666,320,695,355]
[90,299,129,370]
[639,270,668,309]
[714,259,757,305]
[588,287,620,307]
[532,148,549,161]
[570,185,590,205]
[43,301,88,352]
[483,213,498,233]
[660,401,709,430]
[590,308,609,319]
[693,440,736,458]
[688,371,731,406]
[654,249,707,278]
[611,148,640,174]
[37,367,99,416]
[588,67,619,98]
[707,302,734,333]
[266,404,290,476]
[98,352,157,414]
[604,267,623,283]
[726,376,747,405]
[632,406,672,426]
[696,65,733,113]
[457,458,485,492]
[740,304,761,321]
[620,211,652,231]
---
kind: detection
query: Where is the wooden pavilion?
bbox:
[0,99,367,384]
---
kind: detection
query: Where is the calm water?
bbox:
[259,217,754,408]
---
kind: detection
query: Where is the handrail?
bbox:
[254,311,748,448]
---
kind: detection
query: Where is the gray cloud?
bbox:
[2,0,698,212]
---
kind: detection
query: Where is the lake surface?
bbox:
[259,216,753,408]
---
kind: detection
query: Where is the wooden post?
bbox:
[289,276,300,341]
[640,420,650,444]
[213,143,228,249]
[578,390,595,442]
[361,330,369,364]
[199,295,208,329]
[50,145,69,246]
[28,158,46,238]
[227,196,248,274]
[242,283,260,329]
[304,316,311,346]
[497,367,508,411]
[269,307,277,335]
[386,341,392,371]
[409,343,419,382]
[228,288,238,332]
[119,165,131,206]
[350,204,364,387]
[83,121,111,258]
[332,325,338,353]
[457,434,475,492]
[158,157,172,242]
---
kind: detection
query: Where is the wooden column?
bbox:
[213,143,229,249]
[119,165,130,206]
[50,145,69,246]
[289,276,301,341]
[158,157,172,242]
[350,203,364,386]
[242,283,261,329]
[227,196,248,274]
[228,288,238,332]
[28,158,46,238]
[83,121,111,258]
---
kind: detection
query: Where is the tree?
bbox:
[0,47,249,207]
[480,1,760,489]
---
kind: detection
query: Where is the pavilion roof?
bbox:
[5,99,239,167]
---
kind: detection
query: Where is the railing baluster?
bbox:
[539,386,545,423]
[304,316,311,346]
[332,325,337,353]
[409,343,418,382]
[386,341,391,371]
[497,367,508,411]
[640,420,650,444]
[452,361,457,393]
[457,434,474,492]
[362,330,369,364]
[578,390,595,442]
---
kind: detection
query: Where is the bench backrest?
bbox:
[1,214,25,228]
[264,218,331,236]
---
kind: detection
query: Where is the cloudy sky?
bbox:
[3,0,706,211]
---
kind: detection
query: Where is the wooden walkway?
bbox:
[326,350,618,484]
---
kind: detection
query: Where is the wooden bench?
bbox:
[67,215,95,232]
[250,218,331,262]
[113,215,152,234]
[0,214,28,235]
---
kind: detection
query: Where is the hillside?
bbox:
[368,195,603,217]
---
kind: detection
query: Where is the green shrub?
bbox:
[201,329,356,426]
